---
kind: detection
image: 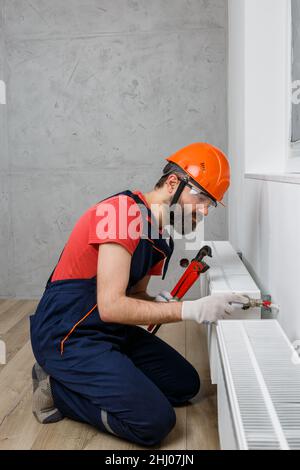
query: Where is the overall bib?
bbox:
[30,191,200,447]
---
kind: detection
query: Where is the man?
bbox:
[30,142,248,447]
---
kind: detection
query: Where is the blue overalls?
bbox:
[30,190,200,447]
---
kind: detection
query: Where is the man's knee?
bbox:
[184,366,201,400]
[171,364,201,405]
[137,404,176,447]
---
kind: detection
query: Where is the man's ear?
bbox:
[166,173,180,193]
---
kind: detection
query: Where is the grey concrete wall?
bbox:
[0,0,228,298]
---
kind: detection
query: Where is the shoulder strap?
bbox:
[162,235,174,280]
[124,190,174,279]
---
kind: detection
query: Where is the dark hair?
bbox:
[155,162,187,189]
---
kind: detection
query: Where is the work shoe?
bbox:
[32,362,64,424]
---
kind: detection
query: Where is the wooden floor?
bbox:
[0,299,219,450]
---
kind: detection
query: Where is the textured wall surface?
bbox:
[0,0,228,298]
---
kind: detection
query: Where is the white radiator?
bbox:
[217,320,300,450]
[201,242,261,384]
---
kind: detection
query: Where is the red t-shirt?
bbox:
[51,191,164,282]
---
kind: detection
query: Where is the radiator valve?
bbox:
[233,295,279,315]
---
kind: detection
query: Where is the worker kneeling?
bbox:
[30,143,248,447]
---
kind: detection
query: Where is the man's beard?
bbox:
[180,209,202,235]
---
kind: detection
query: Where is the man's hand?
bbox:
[181,293,249,324]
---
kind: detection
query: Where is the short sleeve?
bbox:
[88,195,142,255]
[148,259,165,276]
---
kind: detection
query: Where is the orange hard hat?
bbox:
[166,142,230,204]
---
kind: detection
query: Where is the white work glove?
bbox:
[182,293,249,324]
[154,290,175,302]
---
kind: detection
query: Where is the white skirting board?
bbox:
[202,241,261,384]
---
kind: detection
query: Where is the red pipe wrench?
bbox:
[147,245,212,335]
